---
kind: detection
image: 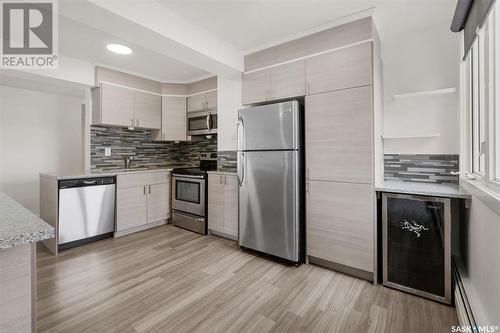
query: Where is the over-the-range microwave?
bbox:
[187,111,218,136]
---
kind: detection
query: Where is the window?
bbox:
[463,3,500,191]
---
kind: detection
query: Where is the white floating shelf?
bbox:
[393,88,456,100]
[382,133,441,139]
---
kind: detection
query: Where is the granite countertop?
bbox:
[376,180,471,199]
[0,191,55,249]
[40,167,179,181]
[207,170,237,175]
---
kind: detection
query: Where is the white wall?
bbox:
[382,23,460,154]
[456,185,500,326]
[0,85,84,214]
[217,74,242,151]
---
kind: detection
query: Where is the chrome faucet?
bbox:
[124,156,135,169]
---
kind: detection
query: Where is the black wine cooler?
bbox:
[382,193,451,304]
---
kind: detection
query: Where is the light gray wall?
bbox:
[457,192,500,325]
[382,23,460,154]
[0,85,84,214]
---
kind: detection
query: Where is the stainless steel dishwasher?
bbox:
[58,176,116,250]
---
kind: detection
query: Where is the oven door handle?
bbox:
[173,174,205,179]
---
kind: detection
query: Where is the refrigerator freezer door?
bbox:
[238,150,299,262]
[238,101,299,151]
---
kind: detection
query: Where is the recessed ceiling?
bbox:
[157,0,457,53]
[59,16,211,83]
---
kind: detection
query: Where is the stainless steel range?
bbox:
[172,152,217,234]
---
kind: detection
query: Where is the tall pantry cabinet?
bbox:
[242,17,383,281]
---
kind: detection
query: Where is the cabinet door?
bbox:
[271,61,305,100]
[306,42,372,95]
[205,90,217,110]
[223,175,239,238]
[147,183,170,223]
[101,83,134,127]
[305,86,373,183]
[188,93,206,113]
[306,181,374,273]
[162,96,187,141]
[116,186,147,231]
[208,174,225,233]
[134,91,161,129]
[242,69,271,105]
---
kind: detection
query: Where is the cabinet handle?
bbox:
[219,175,222,184]
[306,182,310,193]
[224,176,227,185]
[144,186,146,195]
[149,186,151,194]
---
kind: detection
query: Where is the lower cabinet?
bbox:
[208,173,238,239]
[306,180,374,274]
[0,244,33,332]
[116,172,171,235]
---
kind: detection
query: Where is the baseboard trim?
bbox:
[308,256,374,282]
[114,219,168,238]
[453,258,477,328]
[208,229,238,241]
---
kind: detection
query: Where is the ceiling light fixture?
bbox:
[106,44,132,55]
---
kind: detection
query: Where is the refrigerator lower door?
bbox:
[238,150,299,262]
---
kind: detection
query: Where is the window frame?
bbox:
[462,3,500,195]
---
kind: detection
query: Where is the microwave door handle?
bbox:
[206,113,211,131]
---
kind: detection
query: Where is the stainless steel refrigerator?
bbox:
[237,100,304,264]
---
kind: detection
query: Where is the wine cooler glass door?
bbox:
[382,193,451,303]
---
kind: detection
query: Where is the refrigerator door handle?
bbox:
[238,152,245,186]
[236,116,245,151]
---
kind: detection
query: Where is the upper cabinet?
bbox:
[187,90,217,113]
[242,61,305,105]
[92,83,161,130]
[271,61,306,100]
[98,84,135,128]
[153,96,187,141]
[134,91,161,129]
[305,86,373,184]
[242,70,271,105]
[305,42,372,95]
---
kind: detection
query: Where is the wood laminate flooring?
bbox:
[36,225,458,333]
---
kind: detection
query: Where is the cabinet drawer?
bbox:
[0,244,30,269]
[117,171,170,189]
[306,181,374,273]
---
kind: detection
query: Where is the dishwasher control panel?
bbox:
[59,176,116,189]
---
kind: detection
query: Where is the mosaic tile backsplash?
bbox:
[384,154,459,184]
[90,126,217,171]
[217,151,237,172]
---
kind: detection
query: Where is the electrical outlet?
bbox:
[104,147,111,156]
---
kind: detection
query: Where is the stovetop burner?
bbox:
[172,152,217,176]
